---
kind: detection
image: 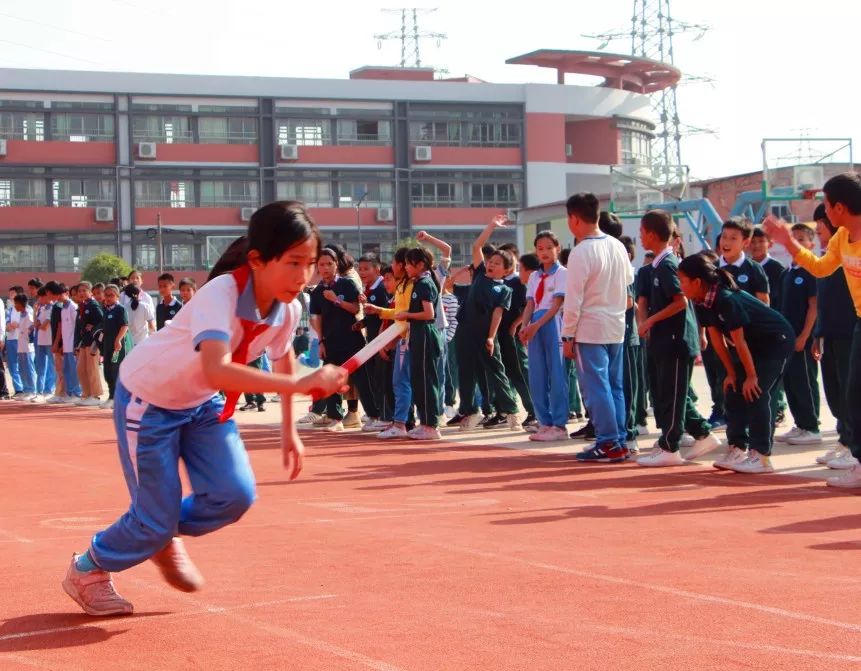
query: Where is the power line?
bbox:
[375,8,446,68]
[0,38,103,66]
[0,11,117,44]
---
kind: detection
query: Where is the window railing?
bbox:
[132,129,194,144]
[335,133,391,146]
[198,130,258,144]
[199,197,259,207]
[0,196,45,206]
[51,130,115,142]
[134,196,194,208]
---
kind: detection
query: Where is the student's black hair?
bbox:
[104,283,120,295]
[109,277,123,287]
[721,215,754,240]
[404,246,441,292]
[10,285,24,294]
[498,242,519,257]
[489,249,515,270]
[380,264,394,276]
[13,294,27,307]
[560,248,572,266]
[27,277,43,289]
[519,253,540,271]
[93,282,105,291]
[598,211,623,239]
[480,243,497,258]
[619,235,636,260]
[791,222,816,242]
[392,247,410,290]
[157,273,176,283]
[127,269,142,280]
[751,226,770,241]
[533,231,560,248]
[36,286,47,297]
[357,253,381,267]
[207,201,321,282]
[323,243,354,275]
[43,281,61,295]
[678,253,738,292]
[643,251,655,260]
[640,210,674,242]
[566,192,600,224]
[823,172,861,215]
[698,249,720,264]
[123,284,141,310]
[77,281,92,291]
[178,277,197,289]
[813,203,837,235]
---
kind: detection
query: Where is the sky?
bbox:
[0,0,858,180]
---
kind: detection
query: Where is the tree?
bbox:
[81,253,132,286]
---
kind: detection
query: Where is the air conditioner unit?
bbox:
[0,139,6,157]
[136,142,157,159]
[376,207,394,222]
[95,206,114,222]
[564,144,573,157]
[279,144,299,161]
[240,207,256,222]
[414,145,432,162]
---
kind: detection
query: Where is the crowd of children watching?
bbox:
[3,173,860,491]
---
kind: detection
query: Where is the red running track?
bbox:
[0,402,859,670]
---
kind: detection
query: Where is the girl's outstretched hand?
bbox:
[282,433,305,480]
[300,364,349,398]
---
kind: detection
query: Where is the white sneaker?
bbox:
[297,412,322,424]
[637,446,685,467]
[30,394,47,404]
[408,426,441,441]
[826,464,861,489]
[636,424,649,435]
[725,451,774,474]
[46,395,65,404]
[62,396,81,405]
[786,430,822,446]
[524,423,544,434]
[506,413,522,431]
[343,411,362,429]
[80,397,102,407]
[776,426,803,443]
[816,445,846,465]
[378,425,408,440]
[646,407,654,417]
[459,413,484,432]
[713,445,748,470]
[528,426,568,442]
[99,399,114,410]
[321,419,344,432]
[827,453,860,470]
[682,434,721,460]
[680,433,695,448]
[62,554,134,616]
[74,397,89,406]
[361,419,388,433]
[19,393,36,402]
[444,405,456,419]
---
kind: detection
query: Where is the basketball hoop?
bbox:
[802,189,823,200]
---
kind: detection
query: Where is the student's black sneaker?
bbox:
[239,402,256,411]
[446,414,466,427]
[479,414,493,426]
[522,414,538,429]
[482,413,508,429]
[257,404,266,412]
[570,421,595,440]
[0,393,10,401]
[575,412,584,421]
[774,410,786,427]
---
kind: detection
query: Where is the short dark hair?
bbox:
[813,203,837,234]
[13,294,28,307]
[498,242,519,257]
[721,216,754,240]
[27,278,43,289]
[751,226,770,241]
[644,251,655,260]
[36,286,47,297]
[480,243,497,258]
[619,235,636,259]
[127,269,141,280]
[823,172,861,215]
[358,253,381,267]
[43,281,62,295]
[519,253,540,271]
[791,223,816,242]
[598,211,623,239]
[560,248,572,266]
[77,281,92,291]
[109,277,123,286]
[640,210,674,242]
[380,264,394,276]
[178,277,197,290]
[93,282,105,291]
[566,192,600,224]
[534,231,560,248]
[157,273,176,283]
[9,285,24,294]
[489,249,514,270]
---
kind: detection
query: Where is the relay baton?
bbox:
[308,322,403,400]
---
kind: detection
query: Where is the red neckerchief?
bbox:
[534,271,549,305]
[218,265,270,423]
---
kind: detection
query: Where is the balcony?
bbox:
[0,139,115,165]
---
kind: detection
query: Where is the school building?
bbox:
[0,50,677,285]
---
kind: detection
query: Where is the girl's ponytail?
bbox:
[207,236,249,283]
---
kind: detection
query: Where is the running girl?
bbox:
[62,202,348,616]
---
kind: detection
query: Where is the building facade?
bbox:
[0,51,672,283]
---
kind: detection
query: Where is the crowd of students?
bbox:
[4,175,860,493]
[1,271,197,409]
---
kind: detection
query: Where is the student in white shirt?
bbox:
[5,287,24,395]
[62,200,348,618]
[0,295,8,399]
[13,294,36,398]
[561,193,634,463]
[121,285,156,346]
[120,269,155,314]
[32,287,57,401]
[57,287,83,400]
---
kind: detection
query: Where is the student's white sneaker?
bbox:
[297,412,322,425]
[816,445,846,465]
[80,397,102,407]
[30,394,47,404]
[826,453,860,470]
[524,423,544,434]
[99,399,114,410]
[444,405,457,419]
[61,396,81,405]
[713,445,748,470]
[682,434,721,460]
[776,426,803,443]
[408,426,441,441]
[361,419,388,433]
[46,395,67,405]
[786,430,822,446]
[321,419,344,432]
[636,424,649,436]
[636,447,685,467]
[342,411,362,429]
[826,464,861,489]
[74,397,89,406]
[680,433,695,448]
[506,413,523,431]
[378,425,409,440]
[19,393,36,402]
[529,426,568,442]
[459,413,484,432]
[725,451,774,474]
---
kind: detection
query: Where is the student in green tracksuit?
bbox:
[396,247,444,441]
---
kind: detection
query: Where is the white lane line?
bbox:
[0,529,33,544]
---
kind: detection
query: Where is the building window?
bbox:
[54,244,116,272]
[620,128,652,166]
[206,235,240,268]
[469,182,521,207]
[52,179,114,208]
[50,113,115,142]
[0,178,46,206]
[336,119,391,145]
[337,181,393,208]
[277,119,331,146]
[409,121,461,146]
[132,116,193,144]
[0,112,45,141]
[198,117,258,144]
[411,182,463,207]
[166,243,196,269]
[134,180,195,207]
[0,244,48,271]
[465,121,521,147]
[276,181,332,208]
[199,180,258,207]
[135,244,158,270]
